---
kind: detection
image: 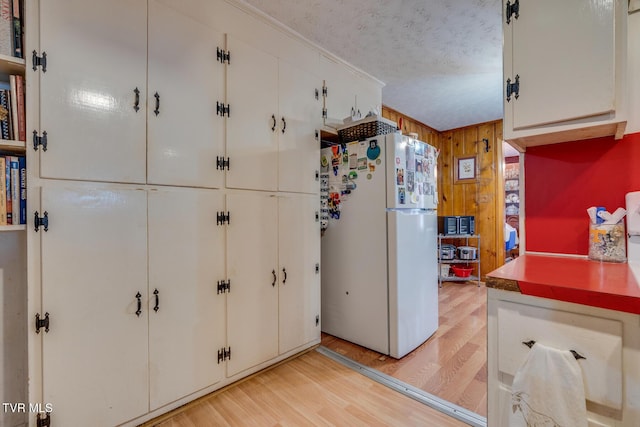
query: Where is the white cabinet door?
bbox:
[40,185,148,427]
[278,194,321,354]
[320,55,357,126]
[226,36,278,191]
[278,60,322,194]
[226,192,278,377]
[147,1,225,188]
[354,74,382,118]
[39,0,147,183]
[147,188,225,410]
[507,0,615,129]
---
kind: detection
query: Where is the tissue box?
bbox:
[589,221,627,263]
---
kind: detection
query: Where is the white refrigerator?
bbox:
[320,132,439,358]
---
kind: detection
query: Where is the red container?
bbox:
[451,265,473,278]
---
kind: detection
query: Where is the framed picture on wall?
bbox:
[455,155,477,182]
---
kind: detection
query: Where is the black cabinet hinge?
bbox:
[315,130,319,141]
[36,413,51,427]
[315,263,320,274]
[315,170,319,181]
[216,211,230,225]
[217,47,230,64]
[506,75,520,102]
[315,88,319,100]
[315,315,320,326]
[32,50,47,72]
[506,0,519,24]
[315,211,319,222]
[217,347,231,364]
[322,85,327,97]
[217,279,230,294]
[34,211,49,232]
[216,102,230,117]
[322,108,327,119]
[216,156,230,171]
[35,312,50,334]
[33,130,48,151]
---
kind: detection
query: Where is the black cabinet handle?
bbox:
[135,292,142,317]
[282,267,287,284]
[154,92,160,116]
[272,269,276,287]
[281,117,286,134]
[153,289,159,312]
[271,114,276,132]
[133,87,140,112]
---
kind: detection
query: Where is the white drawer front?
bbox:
[497,300,622,409]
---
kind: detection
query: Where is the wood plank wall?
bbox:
[382,106,504,278]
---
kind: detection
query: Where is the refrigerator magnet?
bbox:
[367,173,372,180]
[357,158,367,170]
[407,171,414,193]
[376,158,382,165]
[366,139,380,160]
[368,164,375,172]
[348,171,358,180]
[349,153,358,169]
[396,168,404,185]
[398,188,406,204]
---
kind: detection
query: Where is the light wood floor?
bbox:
[321,281,487,417]
[150,349,467,427]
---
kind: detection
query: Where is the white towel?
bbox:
[509,342,587,427]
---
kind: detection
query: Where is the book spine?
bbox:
[11,0,21,58]
[9,155,18,224]
[18,154,24,224]
[15,74,24,141]
[0,156,6,225]
[0,90,9,140]
[5,154,10,224]
[0,0,12,57]
[9,75,17,140]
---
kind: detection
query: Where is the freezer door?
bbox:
[386,134,438,209]
[387,210,438,358]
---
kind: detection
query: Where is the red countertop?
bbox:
[486,254,640,315]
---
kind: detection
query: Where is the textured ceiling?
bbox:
[242,0,504,131]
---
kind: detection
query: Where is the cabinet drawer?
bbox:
[497,300,622,409]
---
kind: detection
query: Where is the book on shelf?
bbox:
[18,154,24,223]
[4,154,10,224]
[9,155,18,224]
[0,156,5,225]
[9,75,18,140]
[11,0,22,58]
[0,0,12,57]
[14,74,24,141]
[0,89,11,140]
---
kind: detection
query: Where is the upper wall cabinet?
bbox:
[38,0,148,183]
[502,0,627,149]
[146,1,225,188]
[37,0,225,186]
[320,54,383,128]
[226,35,322,194]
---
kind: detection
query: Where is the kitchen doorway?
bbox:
[503,141,522,263]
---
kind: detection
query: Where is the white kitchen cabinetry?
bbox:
[38,0,147,183]
[38,0,225,186]
[320,54,383,127]
[147,2,225,188]
[147,188,225,411]
[503,0,627,148]
[226,192,279,377]
[39,185,149,427]
[488,288,640,426]
[278,194,321,354]
[226,192,321,376]
[226,36,322,193]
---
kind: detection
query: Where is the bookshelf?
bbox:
[0,49,26,231]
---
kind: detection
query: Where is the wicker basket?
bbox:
[337,116,397,143]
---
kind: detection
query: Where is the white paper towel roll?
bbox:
[626,191,640,235]
[626,191,640,263]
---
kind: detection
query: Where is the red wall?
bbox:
[525,132,640,255]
